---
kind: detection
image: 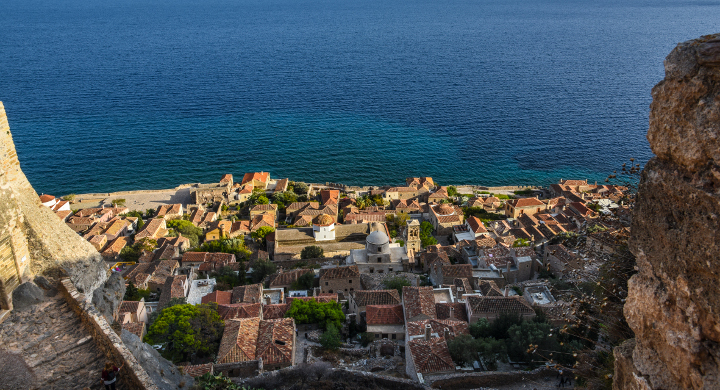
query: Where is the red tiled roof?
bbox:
[217,303,262,320]
[407,319,469,340]
[118,301,141,315]
[407,337,455,374]
[268,269,314,287]
[319,265,359,280]
[256,318,295,365]
[467,296,535,316]
[351,290,401,307]
[466,216,487,234]
[403,286,436,321]
[217,318,261,363]
[39,194,55,203]
[241,172,269,185]
[219,174,233,183]
[366,305,404,325]
[201,290,233,305]
[232,283,263,304]
[182,363,213,377]
[158,275,187,308]
[435,303,469,323]
[121,322,145,338]
[509,197,545,208]
[263,303,291,319]
[441,264,473,280]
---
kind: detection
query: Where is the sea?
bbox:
[1,0,719,195]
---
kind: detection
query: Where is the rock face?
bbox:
[10,281,44,311]
[121,330,195,390]
[93,272,127,321]
[618,33,720,389]
[0,101,107,307]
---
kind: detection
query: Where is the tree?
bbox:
[301,245,323,259]
[319,324,342,351]
[251,226,275,241]
[197,238,251,260]
[144,303,225,364]
[419,221,438,247]
[252,259,277,284]
[146,208,156,218]
[294,182,309,195]
[384,276,411,296]
[285,299,344,330]
[211,266,245,290]
[63,193,76,202]
[447,186,458,197]
[123,281,151,301]
[256,195,269,205]
[112,198,126,207]
[167,219,204,248]
[120,238,158,262]
[448,334,478,366]
[291,272,315,291]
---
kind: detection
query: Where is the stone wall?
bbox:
[0,102,107,303]
[213,359,263,378]
[616,33,720,389]
[426,367,556,389]
[59,278,159,390]
[272,257,340,269]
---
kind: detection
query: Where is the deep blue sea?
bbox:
[1,0,718,195]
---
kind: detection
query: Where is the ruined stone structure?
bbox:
[615,34,720,389]
[0,102,106,310]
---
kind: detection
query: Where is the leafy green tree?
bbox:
[119,238,158,262]
[144,303,225,363]
[448,334,478,366]
[384,276,411,296]
[294,182,309,195]
[251,226,275,241]
[146,208,156,218]
[252,259,277,284]
[447,186,458,197]
[319,324,342,351]
[285,299,344,330]
[300,245,323,259]
[112,198,126,207]
[211,266,245,290]
[124,281,139,301]
[167,219,204,248]
[291,272,315,291]
[513,238,531,247]
[418,221,438,247]
[469,318,493,339]
[63,193,76,202]
[256,195,269,205]
[197,238,251,259]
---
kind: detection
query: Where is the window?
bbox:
[392,334,396,340]
[378,247,382,253]
[375,334,380,338]
[329,290,333,293]
[325,282,328,286]
[344,288,348,291]
[377,258,382,263]
[274,340,286,346]
[349,280,352,284]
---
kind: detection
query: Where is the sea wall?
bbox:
[59,278,159,390]
[616,33,720,389]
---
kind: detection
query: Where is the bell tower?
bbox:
[405,219,421,252]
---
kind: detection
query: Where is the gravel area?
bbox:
[72,188,193,212]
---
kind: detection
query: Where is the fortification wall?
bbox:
[59,278,159,390]
[0,102,107,302]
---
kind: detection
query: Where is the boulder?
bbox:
[120,329,194,390]
[92,272,126,321]
[11,282,44,311]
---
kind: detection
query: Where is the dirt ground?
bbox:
[71,187,193,212]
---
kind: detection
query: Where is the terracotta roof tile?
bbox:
[217,303,262,320]
[435,303,469,323]
[263,303,291,320]
[351,290,401,307]
[407,337,455,374]
[121,322,145,338]
[202,290,233,305]
[256,318,295,365]
[407,319,469,339]
[217,318,261,363]
[467,296,535,316]
[319,265,359,280]
[232,283,263,304]
[403,286,436,321]
[366,305,404,325]
[268,269,314,288]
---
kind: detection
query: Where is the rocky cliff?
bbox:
[0,101,107,304]
[616,33,720,389]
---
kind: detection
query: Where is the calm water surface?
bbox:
[1,0,719,194]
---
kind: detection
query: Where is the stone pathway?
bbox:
[0,294,124,390]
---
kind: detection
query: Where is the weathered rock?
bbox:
[92,272,127,321]
[10,282,44,311]
[0,102,107,306]
[0,350,36,389]
[121,329,195,390]
[620,33,720,390]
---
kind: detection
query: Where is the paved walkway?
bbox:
[0,293,125,390]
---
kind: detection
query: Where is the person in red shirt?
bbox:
[101,361,124,390]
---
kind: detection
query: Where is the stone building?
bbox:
[192,175,234,204]
[427,203,464,236]
[346,222,410,273]
[319,265,360,294]
[465,295,535,322]
[270,221,376,260]
[348,289,401,315]
[504,197,546,218]
[240,172,270,190]
[405,219,421,253]
[366,304,405,341]
[249,204,278,221]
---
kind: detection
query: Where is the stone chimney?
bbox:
[504,285,509,297]
[265,295,271,305]
[252,297,256,304]
[444,327,450,339]
[424,324,432,341]
[449,307,455,320]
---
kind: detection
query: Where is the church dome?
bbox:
[437,204,455,215]
[366,229,389,246]
[314,214,335,226]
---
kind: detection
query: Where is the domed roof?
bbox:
[366,229,389,246]
[314,214,335,226]
[437,204,455,215]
